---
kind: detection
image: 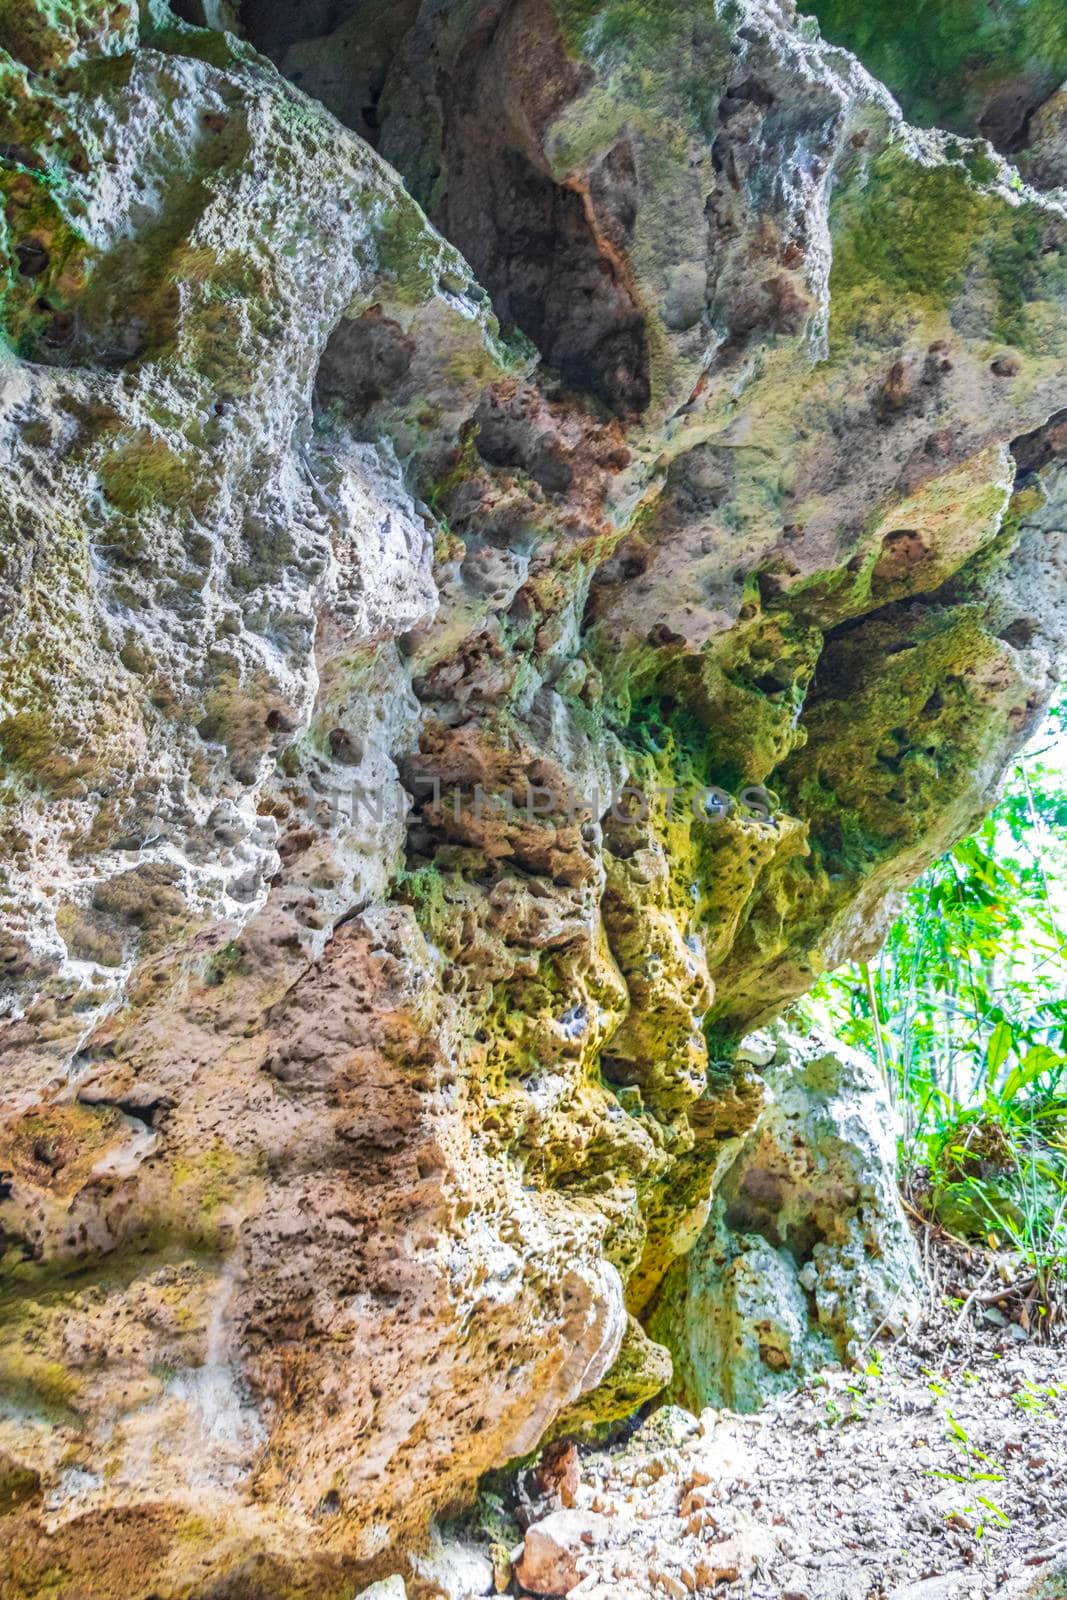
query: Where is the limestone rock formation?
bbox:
[0,0,1066,1593]
[648,1024,924,1413]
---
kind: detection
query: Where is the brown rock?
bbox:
[526,1441,581,1512]
[514,1511,611,1596]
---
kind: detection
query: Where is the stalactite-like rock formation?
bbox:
[1,1,1065,1593]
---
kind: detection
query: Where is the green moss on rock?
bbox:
[831,151,985,306]
[550,1314,672,1438]
[798,0,1067,138]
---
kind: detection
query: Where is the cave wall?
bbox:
[0,0,1066,1593]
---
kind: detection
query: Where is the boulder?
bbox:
[649,1024,924,1410]
[410,1537,496,1598]
[514,1510,612,1597]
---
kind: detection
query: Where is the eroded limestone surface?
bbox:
[649,1025,923,1413]
[1,0,1066,1593]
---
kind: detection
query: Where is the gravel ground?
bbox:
[559,1339,1067,1600]
[467,1236,1067,1600]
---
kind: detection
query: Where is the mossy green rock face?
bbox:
[1,0,1066,1591]
[798,0,1067,150]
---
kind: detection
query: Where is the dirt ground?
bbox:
[472,1233,1067,1600]
[561,1339,1066,1599]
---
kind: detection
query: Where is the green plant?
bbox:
[923,1404,1009,1542]
[808,697,1067,1323]
[1012,1378,1066,1416]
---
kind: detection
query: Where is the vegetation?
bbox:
[797,0,1067,137]
[810,696,1067,1327]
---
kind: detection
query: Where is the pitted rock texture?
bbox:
[647,1024,923,1413]
[1,0,1066,1593]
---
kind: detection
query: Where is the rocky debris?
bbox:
[1,0,1067,1591]
[649,1024,924,1411]
[514,1509,613,1596]
[466,1324,1067,1600]
[410,1535,496,1599]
